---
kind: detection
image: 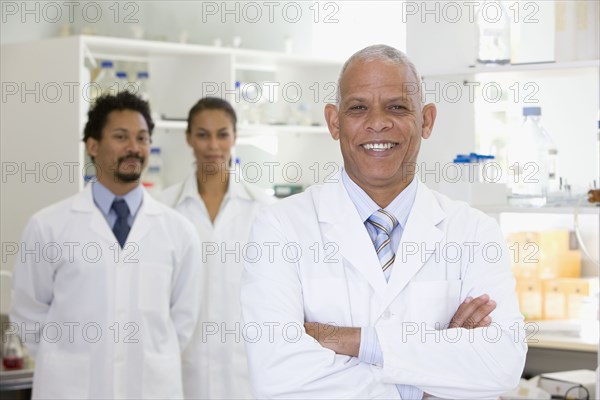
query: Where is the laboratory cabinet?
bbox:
[406,8,599,377]
[404,1,599,194]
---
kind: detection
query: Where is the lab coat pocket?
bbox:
[33,352,90,399]
[408,280,462,329]
[138,263,172,313]
[142,353,183,399]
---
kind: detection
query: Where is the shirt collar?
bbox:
[92,181,143,216]
[176,173,252,207]
[341,168,417,229]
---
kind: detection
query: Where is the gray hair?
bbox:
[335,44,423,106]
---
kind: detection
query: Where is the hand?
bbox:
[304,322,360,357]
[448,294,496,329]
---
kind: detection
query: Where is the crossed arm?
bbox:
[304,294,496,357]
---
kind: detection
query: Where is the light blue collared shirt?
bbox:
[341,169,423,400]
[92,181,143,229]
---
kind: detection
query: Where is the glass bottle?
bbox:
[476,0,511,65]
[507,107,554,206]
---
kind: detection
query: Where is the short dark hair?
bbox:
[186,97,237,133]
[83,91,155,142]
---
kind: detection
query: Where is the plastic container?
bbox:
[452,153,496,183]
[475,0,511,65]
[115,71,129,94]
[90,60,116,101]
[507,107,557,207]
[142,147,164,196]
[136,71,150,101]
[453,154,476,183]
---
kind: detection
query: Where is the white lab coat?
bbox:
[160,174,275,399]
[10,185,201,399]
[241,172,527,399]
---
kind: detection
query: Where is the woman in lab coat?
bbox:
[160,97,274,399]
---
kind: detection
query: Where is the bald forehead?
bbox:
[339,59,421,104]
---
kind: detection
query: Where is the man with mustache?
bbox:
[10,92,202,399]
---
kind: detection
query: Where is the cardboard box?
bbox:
[516,279,543,321]
[562,278,600,320]
[543,279,566,320]
[508,230,581,280]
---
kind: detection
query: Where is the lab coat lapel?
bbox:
[215,179,251,227]
[380,182,446,313]
[318,178,387,296]
[72,185,116,245]
[127,189,162,245]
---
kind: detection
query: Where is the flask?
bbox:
[2,331,24,370]
[142,147,164,196]
[475,0,511,65]
[507,107,556,206]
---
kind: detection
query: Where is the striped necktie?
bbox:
[367,209,398,272]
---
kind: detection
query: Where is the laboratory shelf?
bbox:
[81,35,342,67]
[474,205,600,215]
[248,124,329,135]
[155,119,330,136]
[154,119,188,130]
[422,59,600,78]
[526,320,599,353]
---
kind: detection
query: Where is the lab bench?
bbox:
[0,369,33,400]
[524,327,599,377]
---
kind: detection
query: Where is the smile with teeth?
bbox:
[362,142,398,151]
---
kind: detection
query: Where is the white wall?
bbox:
[1,1,406,58]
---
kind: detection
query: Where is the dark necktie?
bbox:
[111,199,130,248]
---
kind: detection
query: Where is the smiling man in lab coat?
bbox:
[241,45,527,399]
[10,92,202,399]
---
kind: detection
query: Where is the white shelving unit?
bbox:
[422,59,599,78]
[475,205,600,215]
[154,119,330,136]
[1,35,344,272]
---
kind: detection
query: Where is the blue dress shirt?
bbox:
[91,181,143,230]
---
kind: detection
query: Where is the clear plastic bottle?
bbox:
[115,71,129,94]
[142,147,164,196]
[136,71,150,101]
[476,0,511,65]
[507,107,556,206]
[90,60,116,102]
